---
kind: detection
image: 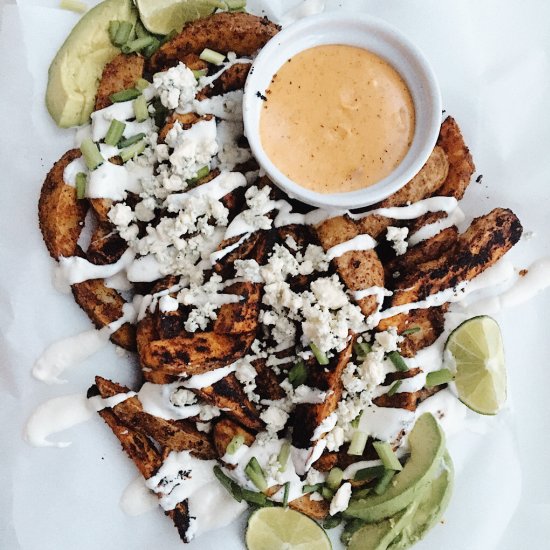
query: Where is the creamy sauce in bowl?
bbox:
[259,45,415,194]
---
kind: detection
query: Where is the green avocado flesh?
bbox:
[46,0,137,127]
[347,451,454,550]
[344,413,446,523]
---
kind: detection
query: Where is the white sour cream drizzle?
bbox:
[119,476,158,516]
[138,382,201,421]
[182,363,237,389]
[24,392,135,447]
[325,233,377,260]
[353,285,393,303]
[63,156,87,186]
[408,206,465,246]
[352,196,458,221]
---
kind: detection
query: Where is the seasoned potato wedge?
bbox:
[373,385,445,411]
[212,417,255,459]
[148,12,279,73]
[213,282,261,334]
[197,62,251,99]
[86,224,127,265]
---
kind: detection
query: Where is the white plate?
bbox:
[1,1,549,549]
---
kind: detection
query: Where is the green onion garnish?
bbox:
[143,37,161,58]
[225,0,247,9]
[108,21,120,44]
[426,368,454,387]
[387,380,402,396]
[187,165,210,186]
[321,486,334,501]
[135,20,149,39]
[353,465,386,481]
[118,133,146,148]
[119,139,146,162]
[278,441,291,472]
[350,411,363,429]
[351,486,371,499]
[80,138,104,170]
[288,360,308,388]
[133,95,149,122]
[353,341,372,358]
[213,465,243,502]
[374,469,396,495]
[104,119,126,146]
[226,434,245,455]
[373,441,403,471]
[109,87,141,103]
[323,514,342,530]
[326,467,344,491]
[122,36,155,54]
[245,457,267,492]
[75,172,87,199]
[282,481,290,508]
[401,326,421,336]
[310,343,329,365]
[59,0,87,13]
[192,68,208,79]
[348,431,368,456]
[302,483,323,494]
[113,20,133,47]
[241,488,273,507]
[387,350,409,372]
[135,78,151,91]
[199,47,226,65]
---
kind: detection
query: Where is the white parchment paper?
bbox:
[1,1,550,549]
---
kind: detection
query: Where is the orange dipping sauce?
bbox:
[260,45,415,194]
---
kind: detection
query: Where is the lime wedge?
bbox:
[134,0,218,35]
[444,315,506,415]
[246,508,332,550]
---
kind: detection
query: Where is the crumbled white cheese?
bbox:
[199,405,221,421]
[292,385,328,405]
[153,62,198,111]
[159,295,179,313]
[386,226,409,256]
[330,482,352,515]
[170,387,197,407]
[311,275,349,309]
[375,327,402,353]
[305,468,327,485]
[260,405,289,435]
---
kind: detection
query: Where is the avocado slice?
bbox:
[344,413,445,523]
[46,0,137,127]
[388,452,454,549]
[345,451,453,550]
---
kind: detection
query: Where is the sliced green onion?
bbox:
[199,47,226,65]
[152,97,169,127]
[225,0,247,9]
[388,350,409,372]
[75,172,87,199]
[104,119,126,146]
[321,486,334,501]
[373,441,403,471]
[192,68,208,79]
[108,21,120,44]
[387,380,402,396]
[245,457,267,492]
[110,87,141,103]
[374,469,396,495]
[118,133,146,148]
[241,488,273,507]
[133,95,149,122]
[350,411,363,429]
[353,465,386,481]
[302,483,323,494]
[135,78,151,91]
[213,465,243,502]
[119,140,146,162]
[310,343,329,365]
[353,341,372,358]
[187,165,210,186]
[341,519,365,546]
[282,481,290,508]
[348,431,368,456]
[401,326,421,336]
[352,486,371,499]
[113,20,133,46]
[135,20,149,39]
[122,36,155,54]
[426,368,454,387]
[278,441,291,472]
[80,138,104,170]
[288,360,308,388]
[226,434,245,455]
[59,0,87,14]
[143,37,161,58]
[323,514,342,530]
[326,467,344,491]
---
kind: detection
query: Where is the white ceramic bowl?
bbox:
[243,12,442,210]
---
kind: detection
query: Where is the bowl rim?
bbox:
[242,11,442,210]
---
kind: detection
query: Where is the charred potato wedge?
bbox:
[213,281,261,334]
[86,224,127,265]
[197,62,251,99]
[213,417,255,459]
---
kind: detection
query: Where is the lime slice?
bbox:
[444,315,506,415]
[246,508,332,550]
[134,0,218,35]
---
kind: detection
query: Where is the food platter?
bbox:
[1,1,550,549]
